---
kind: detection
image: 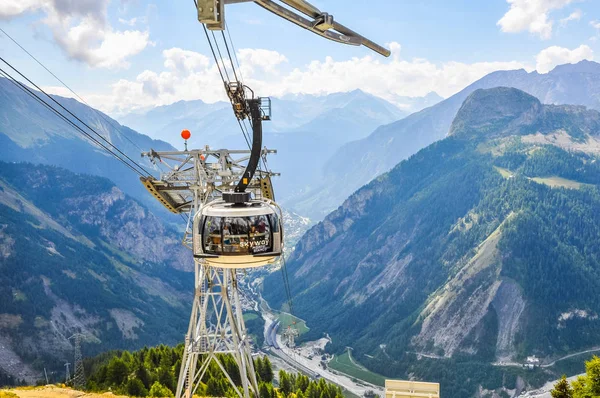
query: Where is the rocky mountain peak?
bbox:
[449,87,541,138]
[550,59,600,75]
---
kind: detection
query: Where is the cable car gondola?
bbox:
[193,196,283,268]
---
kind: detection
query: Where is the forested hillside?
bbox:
[83,345,344,398]
[0,162,193,382]
[264,87,600,396]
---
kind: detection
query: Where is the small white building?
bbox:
[526,356,540,364]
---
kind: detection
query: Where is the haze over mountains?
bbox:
[264,86,600,397]
[289,60,600,220]
[117,90,439,150]
[118,89,413,201]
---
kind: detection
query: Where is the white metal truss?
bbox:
[176,263,259,398]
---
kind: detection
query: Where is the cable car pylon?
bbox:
[142,116,281,398]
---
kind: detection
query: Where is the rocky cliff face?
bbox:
[0,162,193,382]
[264,87,600,396]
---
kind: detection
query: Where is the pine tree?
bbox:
[256,358,265,381]
[305,382,319,398]
[586,356,600,395]
[279,370,293,396]
[296,375,309,393]
[206,377,223,397]
[262,357,274,383]
[158,365,174,393]
[126,378,149,397]
[106,357,128,386]
[259,382,271,398]
[572,356,600,398]
[551,376,573,398]
[135,363,152,389]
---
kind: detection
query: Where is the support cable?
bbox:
[211,30,232,83]
[0,57,154,178]
[237,119,253,150]
[0,27,150,160]
[225,21,245,84]
[281,254,294,315]
[0,68,148,178]
[202,25,227,86]
[221,30,239,83]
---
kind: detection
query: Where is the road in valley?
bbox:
[259,299,384,397]
[491,347,600,368]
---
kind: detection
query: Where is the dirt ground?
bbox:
[0,386,127,398]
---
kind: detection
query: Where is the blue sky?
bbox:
[1,0,599,115]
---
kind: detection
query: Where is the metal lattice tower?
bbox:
[141,147,278,398]
[69,334,86,389]
[177,265,259,398]
[64,362,71,384]
[283,326,299,348]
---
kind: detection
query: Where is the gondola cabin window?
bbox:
[202,215,274,255]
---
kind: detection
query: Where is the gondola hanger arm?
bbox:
[201,0,391,57]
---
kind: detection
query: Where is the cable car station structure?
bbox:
[140,1,390,398]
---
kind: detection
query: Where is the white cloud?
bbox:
[163,48,211,73]
[591,20,600,30]
[387,41,401,60]
[498,0,574,39]
[118,17,138,26]
[536,44,594,73]
[0,0,45,19]
[237,48,288,75]
[86,46,531,115]
[560,9,582,26]
[42,85,77,99]
[1,0,150,69]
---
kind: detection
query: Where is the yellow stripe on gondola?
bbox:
[260,177,275,200]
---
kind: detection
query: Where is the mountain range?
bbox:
[288,60,600,220]
[264,86,600,397]
[117,89,434,150]
[117,89,413,201]
[0,77,180,223]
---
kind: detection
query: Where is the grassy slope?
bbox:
[278,313,309,335]
[329,351,386,387]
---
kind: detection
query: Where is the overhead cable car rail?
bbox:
[196,0,391,57]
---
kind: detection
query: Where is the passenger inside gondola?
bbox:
[223,224,233,252]
[204,217,223,253]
